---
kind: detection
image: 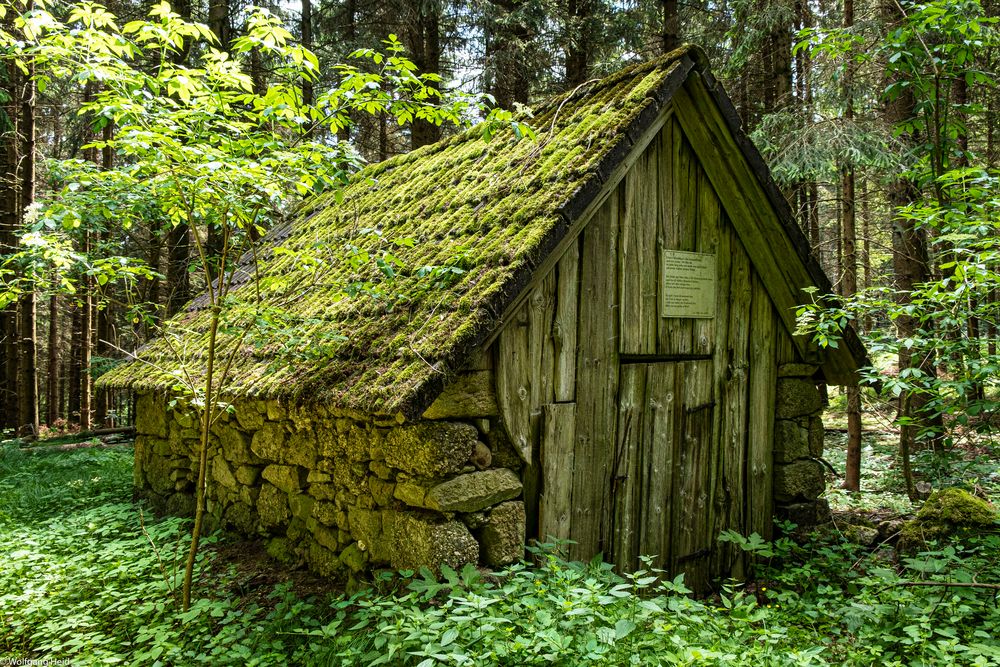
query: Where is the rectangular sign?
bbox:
[661,250,716,319]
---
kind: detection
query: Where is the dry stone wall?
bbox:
[133,393,526,581]
[771,363,830,527]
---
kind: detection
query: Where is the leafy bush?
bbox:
[3,442,999,665]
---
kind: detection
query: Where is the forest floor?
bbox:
[1,414,998,666]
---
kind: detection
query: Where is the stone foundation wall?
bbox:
[772,364,830,527]
[133,393,526,580]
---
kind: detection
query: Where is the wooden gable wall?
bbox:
[488,100,807,590]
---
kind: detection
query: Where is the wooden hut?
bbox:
[100,46,867,590]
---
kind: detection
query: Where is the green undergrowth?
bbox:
[2,442,1000,666]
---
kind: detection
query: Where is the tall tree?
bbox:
[841,0,862,492]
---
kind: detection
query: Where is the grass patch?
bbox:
[1,439,999,665]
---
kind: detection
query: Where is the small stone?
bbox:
[235,465,261,486]
[266,400,285,421]
[314,524,340,551]
[426,469,522,513]
[394,480,429,508]
[289,493,316,522]
[262,464,306,494]
[267,537,295,564]
[777,363,819,378]
[312,501,339,526]
[844,524,879,546]
[235,402,265,431]
[469,442,492,470]
[369,478,396,506]
[173,410,195,429]
[340,543,369,572]
[310,483,337,501]
[307,470,332,484]
[212,455,237,489]
[389,514,479,571]
[369,460,393,480]
[308,541,342,578]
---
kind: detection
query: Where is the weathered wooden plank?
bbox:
[497,302,532,462]
[480,106,678,352]
[693,163,721,356]
[611,364,644,571]
[671,360,714,591]
[638,362,677,570]
[539,402,577,546]
[570,190,620,561]
[658,120,695,355]
[714,235,752,579]
[671,82,810,362]
[527,273,557,443]
[422,371,499,420]
[553,239,580,402]
[747,277,778,543]
[619,144,659,355]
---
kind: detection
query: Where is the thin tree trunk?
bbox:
[406,1,442,149]
[0,48,19,431]
[47,291,58,426]
[301,0,314,108]
[17,19,39,438]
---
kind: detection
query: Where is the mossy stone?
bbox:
[899,488,998,552]
[773,420,809,463]
[312,501,339,527]
[384,422,478,477]
[136,393,167,438]
[775,379,822,419]
[773,460,825,502]
[234,401,265,431]
[479,501,526,567]
[369,477,396,506]
[262,464,306,494]
[389,514,479,572]
[266,537,295,564]
[289,493,316,522]
[394,480,429,508]
[808,415,825,457]
[223,502,256,533]
[286,428,318,468]
[339,543,369,573]
[308,541,343,578]
[425,469,523,512]
[250,422,287,461]
[212,454,237,489]
[235,465,261,486]
[257,483,291,530]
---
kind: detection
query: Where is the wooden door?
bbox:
[609,360,715,590]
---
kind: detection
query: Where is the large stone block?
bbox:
[479,501,525,567]
[775,379,823,419]
[774,460,825,501]
[773,420,809,463]
[136,393,167,438]
[389,513,479,571]
[262,464,306,494]
[349,508,385,560]
[257,482,291,530]
[421,371,499,420]
[775,498,831,528]
[425,469,522,512]
[223,502,257,533]
[384,422,478,477]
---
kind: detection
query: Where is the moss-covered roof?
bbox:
[99,44,866,414]
[100,47,700,415]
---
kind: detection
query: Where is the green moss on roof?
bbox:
[99,47,699,417]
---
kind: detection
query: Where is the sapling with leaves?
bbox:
[1,0,531,610]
